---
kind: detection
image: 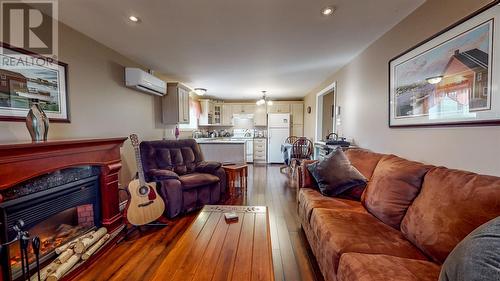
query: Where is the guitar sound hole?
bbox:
[138,186,149,196]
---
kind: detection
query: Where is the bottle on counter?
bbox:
[175,125,180,140]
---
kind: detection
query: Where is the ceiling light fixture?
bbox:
[129,15,140,22]
[426,76,443,85]
[194,88,207,96]
[321,6,335,16]
[256,91,272,106]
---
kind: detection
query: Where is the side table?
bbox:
[222,164,248,196]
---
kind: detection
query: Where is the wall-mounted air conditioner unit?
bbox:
[125,67,166,96]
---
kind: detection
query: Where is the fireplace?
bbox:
[0,138,127,281]
[0,166,101,280]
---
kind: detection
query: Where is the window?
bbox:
[179,97,198,130]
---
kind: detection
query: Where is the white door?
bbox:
[268,113,290,128]
[268,128,289,163]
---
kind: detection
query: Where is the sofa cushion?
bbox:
[362,155,432,229]
[439,217,500,281]
[146,169,179,182]
[401,167,500,264]
[344,149,385,180]
[307,149,367,197]
[338,253,441,281]
[178,173,220,189]
[298,188,367,223]
[309,208,426,275]
[140,139,204,176]
[300,160,319,188]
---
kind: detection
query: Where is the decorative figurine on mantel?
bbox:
[26,99,49,142]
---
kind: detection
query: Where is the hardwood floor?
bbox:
[76,165,324,281]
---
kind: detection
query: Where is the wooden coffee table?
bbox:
[151,205,274,281]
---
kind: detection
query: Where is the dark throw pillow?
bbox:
[439,216,500,281]
[307,148,367,197]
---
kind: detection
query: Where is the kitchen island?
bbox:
[196,138,246,164]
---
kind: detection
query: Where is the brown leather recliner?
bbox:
[140,139,227,218]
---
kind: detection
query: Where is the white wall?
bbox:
[304,0,500,176]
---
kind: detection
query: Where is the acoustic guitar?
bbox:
[125,134,165,226]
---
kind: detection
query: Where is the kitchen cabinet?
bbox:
[267,103,290,113]
[242,104,255,113]
[212,102,222,125]
[254,105,267,126]
[199,99,213,126]
[292,124,304,136]
[291,103,304,125]
[253,138,267,163]
[162,82,190,124]
[232,103,255,114]
[221,104,233,125]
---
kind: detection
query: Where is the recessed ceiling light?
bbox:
[321,6,335,16]
[129,15,140,22]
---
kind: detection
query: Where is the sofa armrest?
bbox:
[195,161,222,174]
[146,169,179,182]
[300,160,318,189]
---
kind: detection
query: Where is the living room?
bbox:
[0,0,499,281]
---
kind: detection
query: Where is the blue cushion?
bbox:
[439,216,500,281]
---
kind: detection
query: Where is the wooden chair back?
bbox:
[291,138,313,160]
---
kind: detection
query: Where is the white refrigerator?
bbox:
[267,113,290,163]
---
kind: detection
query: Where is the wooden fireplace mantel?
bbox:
[0,137,128,231]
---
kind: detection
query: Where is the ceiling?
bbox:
[58,0,425,100]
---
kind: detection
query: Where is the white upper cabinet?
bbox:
[222,104,233,126]
[291,103,304,125]
[254,105,267,126]
[267,103,290,113]
[213,102,222,125]
[231,103,255,114]
[199,99,212,126]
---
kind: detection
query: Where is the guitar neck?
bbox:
[134,146,147,186]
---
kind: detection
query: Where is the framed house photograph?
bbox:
[389,3,500,127]
[0,43,69,122]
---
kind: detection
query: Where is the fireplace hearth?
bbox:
[0,138,127,281]
[0,167,101,280]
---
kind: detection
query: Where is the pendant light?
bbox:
[256,91,273,106]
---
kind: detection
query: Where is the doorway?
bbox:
[315,82,336,141]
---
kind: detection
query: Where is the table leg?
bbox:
[228,172,234,197]
[243,167,247,193]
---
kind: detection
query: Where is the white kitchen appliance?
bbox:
[267,113,290,163]
[232,129,254,163]
[125,67,166,96]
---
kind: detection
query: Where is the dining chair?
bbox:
[279,136,300,174]
[290,138,313,177]
[285,136,299,144]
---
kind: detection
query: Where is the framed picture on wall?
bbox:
[389,2,500,127]
[0,42,70,122]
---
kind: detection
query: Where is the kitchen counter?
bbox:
[197,140,246,164]
[195,139,246,144]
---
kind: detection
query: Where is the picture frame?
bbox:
[0,42,70,123]
[389,1,500,127]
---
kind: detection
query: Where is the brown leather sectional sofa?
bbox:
[298,149,500,281]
